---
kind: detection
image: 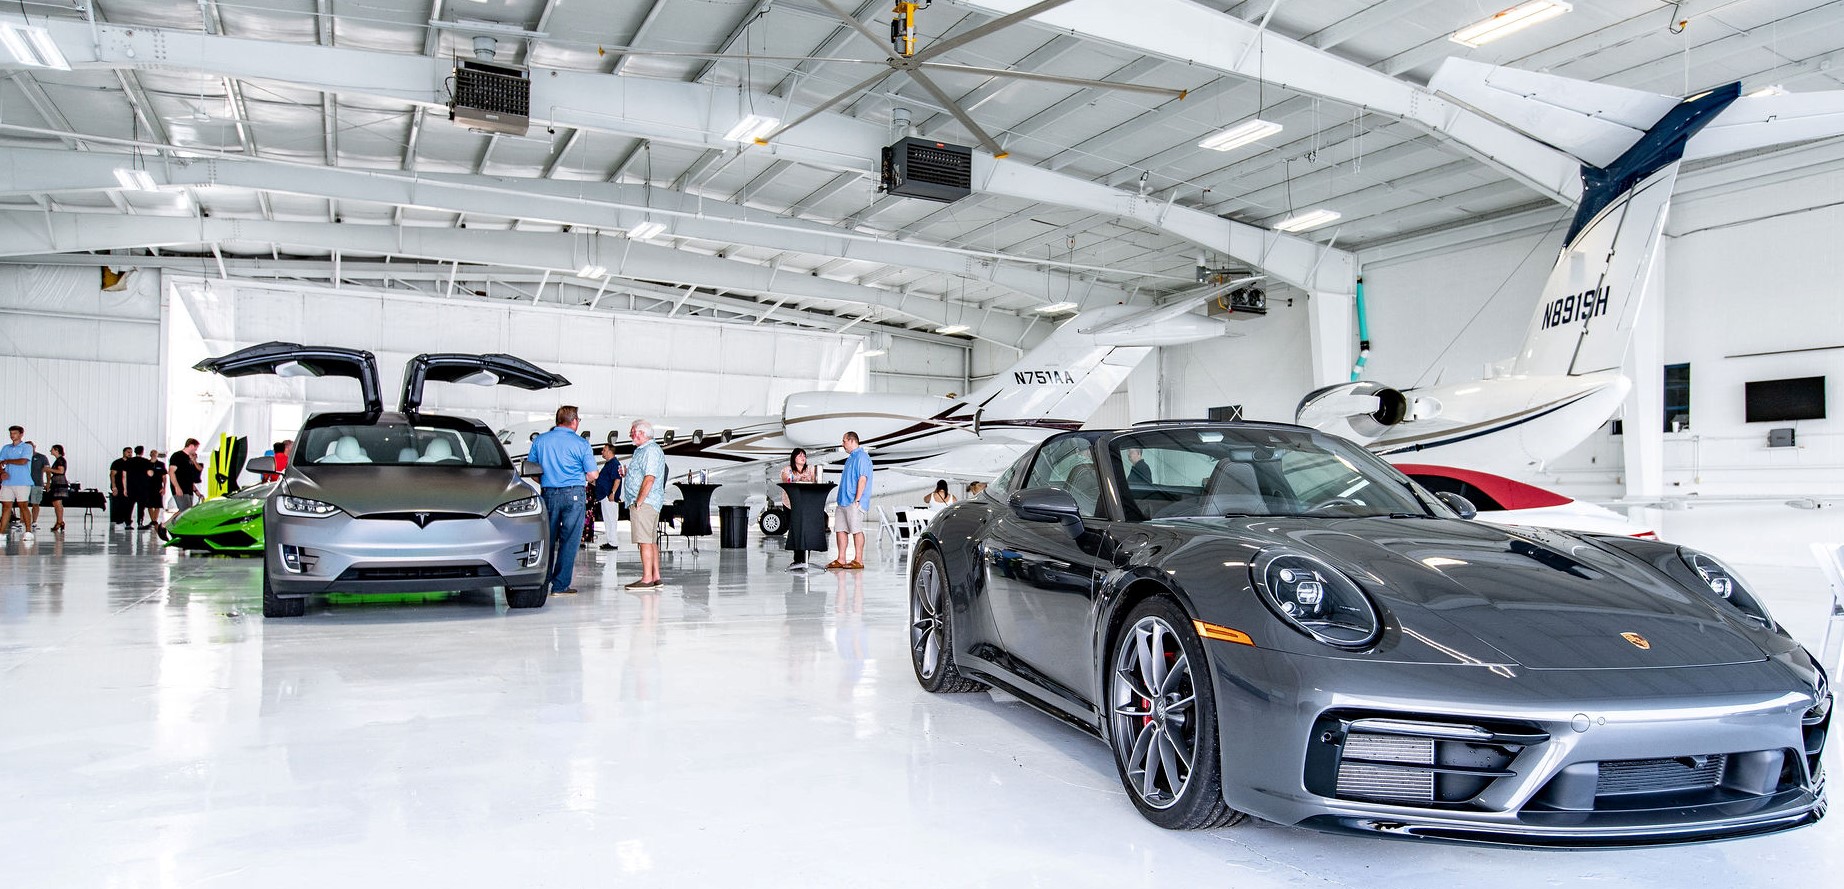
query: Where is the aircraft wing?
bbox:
[1595,493,1842,511]
[877,443,1034,484]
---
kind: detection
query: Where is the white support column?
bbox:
[1305,289,1355,389]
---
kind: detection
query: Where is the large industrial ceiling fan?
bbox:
[774,0,1188,157]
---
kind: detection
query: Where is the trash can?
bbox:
[719,505,749,549]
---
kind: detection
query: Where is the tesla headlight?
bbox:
[277,495,340,518]
[1678,548,1775,630]
[497,496,542,517]
[1251,550,1381,649]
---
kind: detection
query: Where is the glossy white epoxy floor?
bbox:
[2,525,1839,887]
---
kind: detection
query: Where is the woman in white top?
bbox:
[922,479,958,506]
[781,449,818,570]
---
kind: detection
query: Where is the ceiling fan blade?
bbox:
[813,0,900,59]
[912,0,1077,62]
[761,69,898,144]
[905,67,1009,158]
[602,50,888,64]
[917,62,1188,99]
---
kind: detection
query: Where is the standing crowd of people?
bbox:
[0,427,210,541]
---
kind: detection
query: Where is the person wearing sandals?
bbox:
[826,431,872,570]
[780,448,817,571]
[0,426,34,541]
[621,419,667,590]
[45,444,68,533]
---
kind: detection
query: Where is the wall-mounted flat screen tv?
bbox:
[1744,376,1826,423]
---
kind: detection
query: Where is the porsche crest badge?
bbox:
[1621,632,1651,650]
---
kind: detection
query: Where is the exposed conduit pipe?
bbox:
[1349,275,1370,381]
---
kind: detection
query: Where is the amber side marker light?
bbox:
[1195,620,1254,646]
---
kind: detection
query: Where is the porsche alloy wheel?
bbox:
[910,549,984,693]
[1108,598,1242,829]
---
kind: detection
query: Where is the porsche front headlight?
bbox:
[1678,548,1775,630]
[497,496,542,517]
[1251,550,1381,649]
[277,495,340,518]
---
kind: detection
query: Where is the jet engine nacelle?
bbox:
[782,391,977,449]
[1295,381,1418,444]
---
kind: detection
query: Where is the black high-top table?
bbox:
[777,482,836,557]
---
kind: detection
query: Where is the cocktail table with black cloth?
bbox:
[671,483,720,537]
[776,482,835,556]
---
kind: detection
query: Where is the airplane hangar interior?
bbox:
[3,0,1843,883]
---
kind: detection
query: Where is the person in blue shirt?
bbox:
[827,431,872,570]
[620,419,667,590]
[526,406,599,595]
[593,442,622,551]
[0,425,35,542]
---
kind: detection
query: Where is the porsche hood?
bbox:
[1202,517,1773,670]
[284,466,532,517]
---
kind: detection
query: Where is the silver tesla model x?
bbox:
[198,343,569,618]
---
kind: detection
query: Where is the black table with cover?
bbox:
[777,482,835,554]
[672,483,720,537]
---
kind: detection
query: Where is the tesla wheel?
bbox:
[1108,597,1244,830]
[910,549,984,693]
[759,506,788,536]
[506,584,548,609]
[261,565,304,619]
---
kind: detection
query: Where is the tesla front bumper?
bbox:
[264,505,547,595]
[1209,643,1829,846]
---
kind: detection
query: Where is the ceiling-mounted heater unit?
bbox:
[881,137,973,202]
[1206,284,1268,319]
[449,59,530,136]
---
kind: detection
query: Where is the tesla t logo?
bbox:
[1621,632,1651,650]
[1013,370,1078,385]
[413,512,432,528]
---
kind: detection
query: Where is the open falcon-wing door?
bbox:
[195,342,383,416]
[399,353,571,415]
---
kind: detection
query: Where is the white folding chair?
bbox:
[891,509,917,557]
[876,505,899,547]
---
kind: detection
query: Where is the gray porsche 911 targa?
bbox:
[911,422,1829,846]
[198,343,569,618]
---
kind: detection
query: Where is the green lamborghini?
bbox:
[164,483,273,555]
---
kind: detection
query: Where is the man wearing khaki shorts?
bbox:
[622,419,667,590]
[827,430,872,569]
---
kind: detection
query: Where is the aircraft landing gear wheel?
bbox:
[759,506,789,536]
[262,565,305,618]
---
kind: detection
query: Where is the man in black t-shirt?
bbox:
[168,438,204,521]
[125,446,157,529]
[109,447,132,527]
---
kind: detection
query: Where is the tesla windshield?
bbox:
[296,423,510,468]
[1109,427,1431,520]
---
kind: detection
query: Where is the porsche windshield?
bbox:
[1110,427,1430,520]
[296,422,510,468]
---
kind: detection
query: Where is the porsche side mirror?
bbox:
[520,459,544,479]
[1010,487,1084,535]
[1436,491,1478,520]
[245,456,276,475]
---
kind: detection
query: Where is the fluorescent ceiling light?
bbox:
[723,114,780,144]
[1746,84,1788,98]
[628,221,667,240]
[0,23,69,70]
[1197,118,1282,152]
[1274,209,1341,232]
[1036,301,1079,314]
[1449,1,1572,47]
[935,324,970,335]
[577,264,607,279]
[113,168,158,192]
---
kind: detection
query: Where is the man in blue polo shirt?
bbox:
[526,406,598,595]
[0,426,34,542]
[827,431,872,570]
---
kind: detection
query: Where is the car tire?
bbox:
[759,506,788,536]
[505,584,548,609]
[909,548,985,693]
[261,565,305,619]
[1106,596,1245,830]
